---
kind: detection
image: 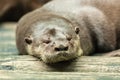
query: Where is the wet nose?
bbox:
[54,45,68,51]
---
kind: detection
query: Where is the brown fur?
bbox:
[39,0,120,54]
[0,0,51,22]
[16,0,120,62]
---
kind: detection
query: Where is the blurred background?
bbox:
[0,0,51,22]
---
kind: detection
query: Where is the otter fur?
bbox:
[0,0,51,22]
[16,0,120,63]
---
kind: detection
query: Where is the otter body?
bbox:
[16,0,120,63]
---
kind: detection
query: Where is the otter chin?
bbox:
[24,17,83,63]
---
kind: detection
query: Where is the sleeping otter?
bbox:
[16,0,120,63]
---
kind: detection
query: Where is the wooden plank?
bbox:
[0,70,120,80]
[0,55,120,73]
[0,45,17,52]
[0,56,120,80]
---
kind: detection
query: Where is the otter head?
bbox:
[24,17,83,63]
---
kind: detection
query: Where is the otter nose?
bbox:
[54,45,68,51]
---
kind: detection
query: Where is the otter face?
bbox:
[25,19,83,63]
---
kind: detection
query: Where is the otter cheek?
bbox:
[38,46,55,62]
[26,45,33,55]
[34,46,42,56]
[75,39,83,56]
[31,44,48,58]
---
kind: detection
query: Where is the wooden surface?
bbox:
[0,22,120,80]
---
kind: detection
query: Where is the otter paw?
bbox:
[103,50,120,57]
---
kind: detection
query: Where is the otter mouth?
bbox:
[41,52,75,63]
[41,48,83,63]
[57,52,69,56]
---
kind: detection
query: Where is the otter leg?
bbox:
[92,20,116,52]
[103,24,120,56]
[101,49,120,57]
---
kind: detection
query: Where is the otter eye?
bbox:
[75,27,80,34]
[24,38,32,45]
[43,40,51,44]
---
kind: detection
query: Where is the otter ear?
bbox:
[24,37,33,45]
[75,27,80,34]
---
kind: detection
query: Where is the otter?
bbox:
[0,0,51,22]
[16,0,120,63]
